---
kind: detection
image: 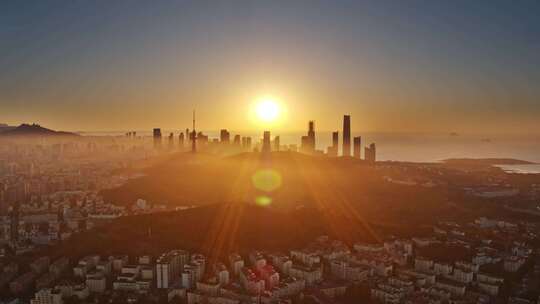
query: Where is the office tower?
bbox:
[308,120,315,146]
[327,131,339,157]
[185,129,189,142]
[353,136,362,158]
[168,133,174,149]
[153,128,162,150]
[365,143,376,163]
[274,136,280,151]
[191,110,196,153]
[220,129,230,143]
[262,131,271,153]
[364,146,370,162]
[332,131,339,149]
[246,137,252,149]
[178,133,185,148]
[343,115,351,156]
[233,135,241,146]
[301,120,316,154]
[196,132,207,147]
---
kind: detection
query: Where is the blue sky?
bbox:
[1,0,539,132]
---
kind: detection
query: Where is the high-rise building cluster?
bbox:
[152,127,254,155]
[300,115,376,162]
[150,113,376,162]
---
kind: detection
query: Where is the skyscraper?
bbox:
[342,115,351,156]
[365,143,376,163]
[220,129,230,143]
[168,133,174,149]
[178,133,185,148]
[274,136,280,151]
[308,120,315,143]
[153,128,162,150]
[233,135,241,146]
[262,131,271,153]
[332,131,339,149]
[353,136,362,158]
[191,110,197,153]
[301,120,316,154]
[196,131,207,147]
[327,131,339,157]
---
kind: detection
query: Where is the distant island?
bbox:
[443,158,535,165]
[0,123,15,131]
[0,123,78,137]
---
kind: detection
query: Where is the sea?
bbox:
[78,131,540,166]
[496,165,540,174]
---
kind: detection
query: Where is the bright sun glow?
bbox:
[255,98,279,122]
[255,98,280,122]
[249,96,287,127]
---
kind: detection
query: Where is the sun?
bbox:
[255,98,280,122]
[249,95,287,127]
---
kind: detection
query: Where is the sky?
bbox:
[1,0,539,133]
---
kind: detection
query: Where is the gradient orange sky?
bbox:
[1,1,539,133]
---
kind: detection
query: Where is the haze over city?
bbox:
[2,2,540,304]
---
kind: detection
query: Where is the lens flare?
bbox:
[255,196,272,206]
[251,169,282,192]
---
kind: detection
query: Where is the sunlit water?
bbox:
[79,131,540,163]
[496,164,540,174]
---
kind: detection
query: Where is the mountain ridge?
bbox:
[0,123,78,137]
